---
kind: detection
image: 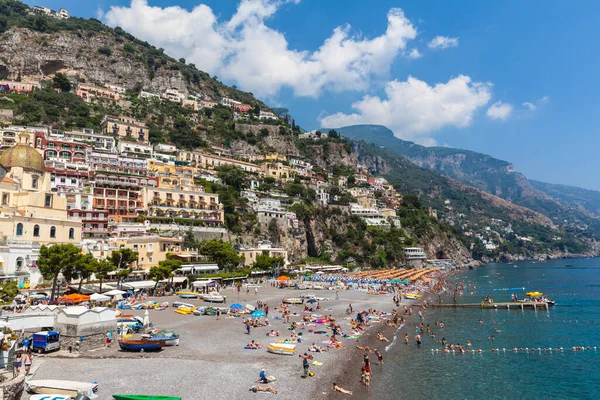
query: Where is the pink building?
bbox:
[0,81,41,94]
[75,85,121,103]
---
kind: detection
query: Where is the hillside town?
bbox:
[0,76,413,290]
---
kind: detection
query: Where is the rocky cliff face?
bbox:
[233,124,299,156]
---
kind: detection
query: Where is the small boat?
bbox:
[26,380,98,397]
[113,396,182,400]
[203,292,226,303]
[174,306,195,315]
[172,301,195,309]
[246,304,256,312]
[282,297,303,305]
[403,293,422,300]
[118,338,165,352]
[267,343,296,355]
[192,306,207,316]
[145,332,180,346]
[30,395,72,400]
[178,292,199,299]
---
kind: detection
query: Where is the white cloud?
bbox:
[522,102,536,111]
[428,35,459,49]
[408,48,422,59]
[319,75,492,145]
[486,101,513,120]
[104,0,418,98]
[539,95,550,104]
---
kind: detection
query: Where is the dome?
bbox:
[0,144,44,173]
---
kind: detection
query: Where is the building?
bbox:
[261,162,295,182]
[221,98,241,107]
[69,209,110,238]
[111,235,182,271]
[34,131,91,164]
[177,151,261,174]
[349,203,389,226]
[162,88,185,103]
[49,128,115,152]
[198,100,218,108]
[117,141,153,158]
[182,99,198,111]
[140,91,161,100]
[0,81,41,94]
[75,85,121,103]
[233,104,252,113]
[0,133,82,245]
[0,240,41,288]
[239,241,289,266]
[403,247,427,261]
[0,126,44,148]
[32,5,70,19]
[259,111,278,120]
[100,115,149,143]
[154,144,177,153]
[315,188,329,206]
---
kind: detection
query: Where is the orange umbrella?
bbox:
[277,276,290,281]
[58,293,90,303]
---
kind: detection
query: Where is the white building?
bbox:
[221,97,241,107]
[403,247,427,261]
[105,84,126,94]
[259,111,278,120]
[154,143,177,153]
[349,203,388,226]
[239,240,289,266]
[50,128,115,152]
[0,240,41,288]
[140,91,161,100]
[162,88,185,103]
[315,188,329,206]
[117,141,153,157]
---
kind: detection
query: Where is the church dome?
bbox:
[0,136,44,173]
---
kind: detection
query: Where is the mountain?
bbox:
[530,180,600,217]
[336,124,600,239]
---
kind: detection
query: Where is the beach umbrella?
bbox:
[251,310,266,318]
[90,293,110,302]
[104,289,127,296]
[143,309,150,327]
[230,303,244,310]
[276,276,290,281]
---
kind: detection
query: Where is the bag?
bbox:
[309,371,315,377]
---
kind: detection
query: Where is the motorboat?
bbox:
[520,292,555,306]
[118,338,165,351]
[192,306,207,316]
[145,331,180,346]
[174,306,196,315]
[30,395,73,400]
[113,395,182,400]
[267,342,296,355]
[177,292,200,299]
[282,297,303,305]
[172,301,195,309]
[300,293,324,300]
[26,380,98,397]
[203,292,226,303]
[246,304,256,312]
[403,293,423,300]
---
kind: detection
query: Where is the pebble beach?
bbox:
[23,285,418,399]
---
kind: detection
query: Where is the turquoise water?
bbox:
[373,258,600,400]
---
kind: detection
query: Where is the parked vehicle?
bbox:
[32,331,60,354]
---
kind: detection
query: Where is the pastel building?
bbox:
[100,115,149,143]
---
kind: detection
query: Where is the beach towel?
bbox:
[244,346,260,350]
[312,361,323,366]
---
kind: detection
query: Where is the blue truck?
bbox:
[32,331,61,353]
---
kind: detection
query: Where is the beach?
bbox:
[23,284,416,399]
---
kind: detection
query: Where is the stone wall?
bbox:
[61,332,107,353]
[0,375,24,400]
[0,110,12,124]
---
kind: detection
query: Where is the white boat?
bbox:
[246,304,256,312]
[203,292,226,303]
[282,297,303,305]
[172,301,195,309]
[300,293,324,301]
[30,396,72,400]
[267,342,296,355]
[26,380,98,398]
[192,306,207,316]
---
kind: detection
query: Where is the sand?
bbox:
[23,285,412,400]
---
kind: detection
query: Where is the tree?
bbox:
[328,129,339,139]
[159,259,182,285]
[179,58,186,64]
[183,229,200,250]
[217,165,246,190]
[110,248,138,270]
[199,239,242,271]
[253,253,285,271]
[115,269,131,289]
[149,265,173,291]
[95,259,116,293]
[38,244,81,300]
[402,194,422,210]
[52,73,71,92]
[252,104,260,115]
[74,254,97,293]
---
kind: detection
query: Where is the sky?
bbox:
[24,0,600,190]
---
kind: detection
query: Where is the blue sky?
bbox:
[25,0,600,190]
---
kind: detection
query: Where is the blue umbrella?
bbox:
[306,299,317,304]
[251,310,266,318]
[230,303,243,310]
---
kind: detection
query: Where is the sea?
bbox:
[372,258,600,400]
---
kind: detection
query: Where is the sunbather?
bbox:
[332,382,352,395]
[251,384,278,394]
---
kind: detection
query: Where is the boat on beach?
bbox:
[282,297,303,305]
[403,293,423,300]
[177,292,200,299]
[145,331,180,346]
[113,396,182,400]
[267,342,296,355]
[26,380,98,397]
[203,292,226,303]
[172,301,195,309]
[30,395,73,400]
[118,338,165,351]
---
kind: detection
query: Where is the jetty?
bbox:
[430,302,553,310]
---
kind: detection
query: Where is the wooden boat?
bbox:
[26,380,98,397]
[403,293,422,300]
[282,297,303,305]
[113,396,182,400]
[118,338,165,352]
[145,333,180,346]
[267,342,296,355]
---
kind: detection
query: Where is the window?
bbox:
[33,225,40,237]
[15,257,24,272]
[32,176,38,189]
[45,194,52,207]
[69,228,74,239]
[50,226,56,238]
[47,150,54,157]
[16,223,23,236]
[148,256,153,263]
[1,193,8,205]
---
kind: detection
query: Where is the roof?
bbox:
[1,176,17,184]
[0,144,44,173]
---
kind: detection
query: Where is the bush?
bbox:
[98,46,112,56]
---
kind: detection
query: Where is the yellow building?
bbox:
[147,160,196,188]
[100,115,149,143]
[177,151,261,173]
[0,134,81,244]
[112,235,182,271]
[239,241,289,266]
[143,186,224,226]
[260,162,295,182]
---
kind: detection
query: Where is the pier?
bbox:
[430,302,552,310]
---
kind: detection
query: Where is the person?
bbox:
[349,304,353,313]
[364,369,371,387]
[302,353,310,378]
[23,352,32,375]
[246,321,251,335]
[415,334,422,346]
[13,351,21,375]
[105,331,112,348]
[404,333,409,345]
[335,291,339,300]
[216,308,221,320]
[332,382,352,395]
[374,349,383,365]
[251,384,278,394]
[363,353,370,371]
[255,287,258,295]
[259,368,268,383]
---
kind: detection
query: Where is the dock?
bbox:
[430,302,552,310]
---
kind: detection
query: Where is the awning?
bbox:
[161,276,187,283]
[192,279,215,287]
[122,280,156,289]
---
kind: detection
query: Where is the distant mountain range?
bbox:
[335,124,600,238]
